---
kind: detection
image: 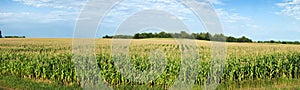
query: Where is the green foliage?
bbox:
[103,35,113,38]
[5,36,26,38]
[0,30,2,38]
[0,76,81,90]
[115,35,134,39]
[104,31,253,43]
[133,32,173,39]
[257,40,300,45]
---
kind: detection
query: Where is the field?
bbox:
[0,38,300,90]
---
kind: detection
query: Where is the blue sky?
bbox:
[0,0,300,41]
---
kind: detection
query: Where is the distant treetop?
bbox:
[0,30,2,38]
[103,31,253,43]
[5,36,26,38]
[0,30,26,38]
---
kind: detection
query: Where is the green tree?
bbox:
[0,30,2,38]
[204,32,211,40]
[227,36,237,42]
[212,33,226,41]
[103,35,112,38]
[134,33,141,39]
[179,31,190,38]
[238,36,252,42]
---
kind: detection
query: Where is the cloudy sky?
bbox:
[0,0,300,41]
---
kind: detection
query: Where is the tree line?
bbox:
[257,40,300,44]
[0,30,26,38]
[103,31,253,42]
[4,36,26,38]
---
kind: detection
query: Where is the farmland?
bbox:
[0,38,300,89]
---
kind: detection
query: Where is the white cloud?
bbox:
[276,0,300,20]
[213,8,260,37]
[215,9,251,23]
[12,0,86,10]
[8,0,224,24]
[102,0,225,23]
[94,0,257,34]
[0,11,78,23]
[6,0,253,29]
[3,0,86,23]
[207,0,224,5]
[101,0,192,24]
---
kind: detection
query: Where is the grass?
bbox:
[1,74,300,90]
[0,76,81,90]
[216,78,300,90]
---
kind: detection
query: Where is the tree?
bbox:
[237,36,252,42]
[158,32,167,38]
[212,33,226,42]
[282,41,287,44]
[179,31,190,38]
[227,36,237,42]
[204,32,211,40]
[103,35,112,38]
[5,36,25,38]
[104,31,255,43]
[134,33,140,39]
[112,35,133,39]
[0,30,2,38]
[157,32,171,38]
[148,33,154,38]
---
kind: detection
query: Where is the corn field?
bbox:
[0,38,300,89]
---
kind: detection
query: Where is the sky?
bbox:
[0,0,300,41]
